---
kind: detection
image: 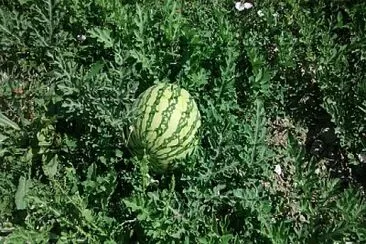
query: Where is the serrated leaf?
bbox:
[82,209,93,222]
[232,189,244,198]
[123,199,142,212]
[85,61,105,80]
[15,176,29,210]
[87,163,96,180]
[115,149,123,158]
[197,237,209,244]
[221,234,234,244]
[0,112,20,130]
[99,156,107,165]
[103,240,117,244]
[42,154,59,178]
[88,27,114,48]
[0,133,8,143]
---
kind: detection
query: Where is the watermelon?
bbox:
[128,83,201,172]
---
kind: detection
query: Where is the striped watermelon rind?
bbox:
[128,83,201,173]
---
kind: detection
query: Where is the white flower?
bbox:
[235,2,253,11]
[358,153,366,163]
[76,34,86,42]
[243,2,253,9]
[274,164,282,176]
[235,2,245,11]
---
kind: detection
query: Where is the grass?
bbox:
[1,0,366,243]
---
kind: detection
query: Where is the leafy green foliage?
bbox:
[1,0,366,243]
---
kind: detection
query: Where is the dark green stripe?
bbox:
[135,84,166,147]
[156,108,200,161]
[154,99,200,159]
[151,95,193,155]
[142,84,170,150]
[135,86,155,142]
[129,88,152,155]
[130,84,163,154]
[150,85,182,150]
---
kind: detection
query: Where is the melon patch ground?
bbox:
[1,0,366,243]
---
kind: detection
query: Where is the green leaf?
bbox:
[82,209,93,223]
[0,112,20,130]
[87,163,96,180]
[103,240,117,244]
[15,176,29,210]
[84,61,105,80]
[232,189,244,198]
[197,237,209,244]
[123,199,142,212]
[88,27,114,49]
[220,234,234,244]
[42,154,59,178]
[0,133,8,143]
[115,149,123,158]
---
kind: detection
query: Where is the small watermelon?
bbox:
[128,83,201,173]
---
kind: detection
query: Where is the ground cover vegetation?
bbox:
[1,0,366,243]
